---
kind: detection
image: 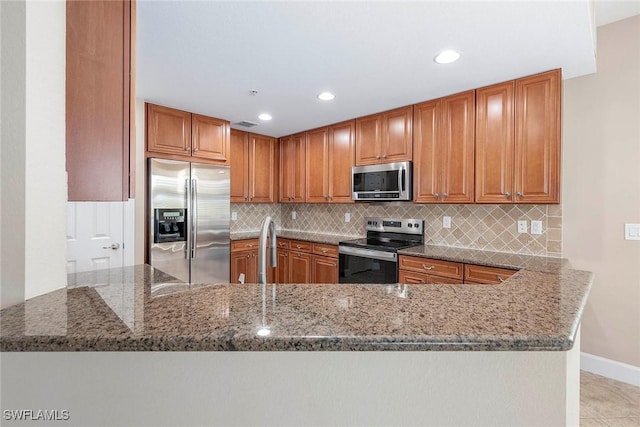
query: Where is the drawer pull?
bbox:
[321,249,328,253]
[296,245,303,249]
[422,264,435,270]
[247,243,254,247]
[497,276,504,283]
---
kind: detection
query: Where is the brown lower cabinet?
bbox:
[273,239,338,284]
[399,255,518,285]
[230,239,275,284]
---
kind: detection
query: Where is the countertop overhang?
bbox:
[0,239,593,352]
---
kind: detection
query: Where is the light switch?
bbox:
[531,220,543,235]
[443,216,451,229]
[625,224,640,240]
[291,211,297,220]
[345,213,351,223]
[517,220,528,234]
[231,211,237,221]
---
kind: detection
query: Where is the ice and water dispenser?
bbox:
[153,208,187,243]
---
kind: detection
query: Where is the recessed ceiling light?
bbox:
[434,50,461,64]
[317,92,335,101]
[258,113,272,121]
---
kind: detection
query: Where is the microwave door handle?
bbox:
[398,166,405,194]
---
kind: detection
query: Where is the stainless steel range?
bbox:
[338,217,424,284]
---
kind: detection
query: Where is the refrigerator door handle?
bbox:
[192,178,198,259]
[185,178,190,259]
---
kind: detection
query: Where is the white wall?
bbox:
[0,0,66,307]
[563,16,640,368]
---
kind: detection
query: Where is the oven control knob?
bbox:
[408,223,413,228]
[414,223,420,228]
[367,221,371,225]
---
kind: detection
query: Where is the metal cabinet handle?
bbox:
[103,243,120,250]
[184,147,190,152]
[332,263,336,267]
[247,243,254,248]
[497,276,504,283]
[422,264,435,270]
[434,193,439,199]
[321,249,328,253]
[442,193,448,198]
[296,245,303,249]
[516,192,523,197]
[382,154,387,159]
[375,155,381,159]
[505,192,511,198]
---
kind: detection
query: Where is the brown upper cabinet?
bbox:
[305,120,356,203]
[279,133,307,203]
[66,0,134,201]
[355,105,413,165]
[146,103,230,165]
[414,90,475,203]
[476,69,561,203]
[230,129,278,203]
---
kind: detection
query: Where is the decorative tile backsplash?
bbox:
[231,203,562,257]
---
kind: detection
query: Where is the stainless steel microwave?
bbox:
[351,161,412,201]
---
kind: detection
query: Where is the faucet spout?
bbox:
[257,216,277,284]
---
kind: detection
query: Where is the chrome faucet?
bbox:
[257,216,277,284]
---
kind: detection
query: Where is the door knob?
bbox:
[103,243,120,250]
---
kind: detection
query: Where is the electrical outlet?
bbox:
[344,213,351,223]
[291,211,297,220]
[517,220,528,234]
[625,224,640,240]
[231,211,237,221]
[531,220,543,235]
[443,216,451,229]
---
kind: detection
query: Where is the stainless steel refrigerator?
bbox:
[149,158,230,283]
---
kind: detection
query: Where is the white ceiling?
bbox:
[136,1,633,138]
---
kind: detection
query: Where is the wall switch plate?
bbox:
[517,220,528,234]
[231,211,237,221]
[291,211,297,220]
[443,216,451,229]
[625,223,640,240]
[531,220,543,235]
[344,212,351,223]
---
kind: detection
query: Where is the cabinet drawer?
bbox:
[399,270,463,285]
[231,239,259,252]
[289,240,313,253]
[399,256,463,280]
[276,238,290,250]
[313,243,338,258]
[464,264,517,284]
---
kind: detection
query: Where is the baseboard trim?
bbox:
[581,352,640,387]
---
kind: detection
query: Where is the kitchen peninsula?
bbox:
[1,244,593,426]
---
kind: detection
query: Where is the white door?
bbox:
[67,202,124,274]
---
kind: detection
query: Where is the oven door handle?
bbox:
[339,246,397,262]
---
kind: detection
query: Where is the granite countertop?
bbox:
[1,242,593,352]
[231,229,361,246]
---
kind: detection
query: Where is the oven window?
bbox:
[339,253,397,284]
[353,170,400,193]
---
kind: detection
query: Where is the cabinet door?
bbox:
[382,105,413,162]
[230,250,253,283]
[146,103,191,156]
[514,69,561,204]
[276,249,290,284]
[191,114,230,164]
[248,134,278,203]
[312,255,338,284]
[305,127,330,203]
[440,90,475,203]
[230,129,249,202]
[67,0,132,201]
[280,133,306,203]
[355,114,382,165]
[413,99,441,203]
[475,81,515,203]
[289,251,312,284]
[279,136,293,203]
[328,120,355,203]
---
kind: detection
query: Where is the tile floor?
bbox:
[581,371,640,426]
